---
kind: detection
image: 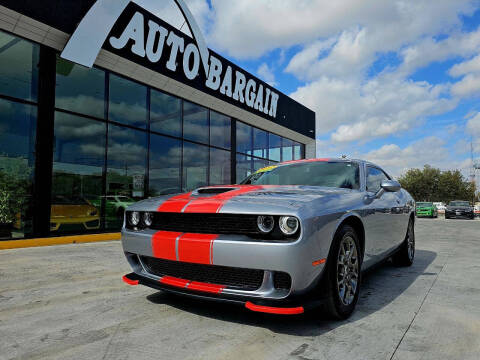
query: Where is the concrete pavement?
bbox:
[0,218,479,360]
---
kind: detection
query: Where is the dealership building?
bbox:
[0,0,316,241]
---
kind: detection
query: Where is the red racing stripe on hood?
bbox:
[152,231,182,261]
[178,233,218,265]
[183,185,265,213]
[157,192,192,212]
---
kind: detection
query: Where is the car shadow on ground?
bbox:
[146,249,436,336]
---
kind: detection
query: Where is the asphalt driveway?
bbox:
[0,218,479,360]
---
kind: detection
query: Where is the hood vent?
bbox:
[195,187,237,195]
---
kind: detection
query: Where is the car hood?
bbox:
[129,185,362,215]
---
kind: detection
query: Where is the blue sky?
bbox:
[161,0,480,178]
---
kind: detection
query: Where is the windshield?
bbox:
[417,202,433,207]
[52,195,89,205]
[241,161,360,189]
[449,201,470,207]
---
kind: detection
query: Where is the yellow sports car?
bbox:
[50,195,100,232]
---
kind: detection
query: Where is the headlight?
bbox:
[257,216,274,233]
[279,216,299,235]
[143,212,153,227]
[129,211,140,226]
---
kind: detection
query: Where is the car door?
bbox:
[363,166,404,261]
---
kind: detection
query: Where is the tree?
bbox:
[398,165,476,203]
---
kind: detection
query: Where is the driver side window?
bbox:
[366,167,389,192]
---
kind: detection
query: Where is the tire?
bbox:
[392,219,415,267]
[323,225,362,320]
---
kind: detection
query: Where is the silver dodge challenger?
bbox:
[122,158,416,319]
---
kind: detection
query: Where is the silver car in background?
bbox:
[121,159,416,319]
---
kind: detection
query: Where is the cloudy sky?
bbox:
[153,0,480,178]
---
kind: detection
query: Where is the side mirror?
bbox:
[381,180,401,193]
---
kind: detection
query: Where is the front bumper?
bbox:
[122,272,322,314]
[122,227,328,303]
[416,210,433,217]
[445,211,474,219]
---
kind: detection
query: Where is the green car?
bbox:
[90,195,136,220]
[416,202,438,218]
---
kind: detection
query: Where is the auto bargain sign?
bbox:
[61,0,280,119]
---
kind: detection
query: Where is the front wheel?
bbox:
[392,219,415,267]
[323,225,362,320]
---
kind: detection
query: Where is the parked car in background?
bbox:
[474,202,480,218]
[50,195,100,232]
[121,158,416,320]
[90,195,136,220]
[445,201,475,220]
[433,202,446,214]
[416,202,438,218]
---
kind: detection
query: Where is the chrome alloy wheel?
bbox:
[337,235,359,306]
[407,226,415,261]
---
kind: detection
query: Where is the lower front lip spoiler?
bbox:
[122,272,310,315]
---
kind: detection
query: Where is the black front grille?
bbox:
[140,256,264,291]
[274,272,292,290]
[150,213,259,235]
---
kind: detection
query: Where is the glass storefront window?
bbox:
[55,57,105,119]
[210,111,231,150]
[269,133,282,162]
[253,128,268,158]
[236,153,252,183]
[236,121,252,155]
[0,99,36,239]
[106,125,147,229]
[282,138,294,162]
[149,134,181,196]
[51,112,105,234]
[0,31,39,102]
[294,142,303,160]
[183,101,209,144]
[183,142,208,191]
[150,90,181,137]
[253,158,269,172]
[210,148,231,186]
[109,74,147,129]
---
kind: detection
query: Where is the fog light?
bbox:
[143,212,153,227]
[129,211,140,226]
[279,216,299,235]
[257,215,274,233]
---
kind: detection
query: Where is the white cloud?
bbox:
[363,137,471,177]
[257,63,277,87]
[291,74,456,142]
[207,0,475,59]
[449,54,480,97]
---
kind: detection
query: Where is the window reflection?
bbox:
[210,111,231,150]
[107,125,147,230]
[269,133,281,162]
[51,112,105,234]
[210,148,231,185]
[253,158,269,172]
[282,138,294,162]
[183,101,209,144]
[149,134,181,196]
[294,142,302,160]
[253,128,268,158]
[109,74,147,129]
[236,153,252,183]
[150,90,181,137]
[56,57,105,119]
[236,121,252,155]
[0,99,36,239]
[183,142,208,191]
[0,31,39,102]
